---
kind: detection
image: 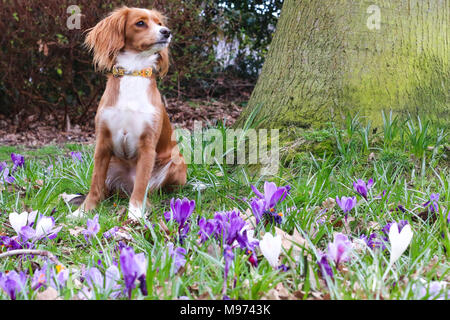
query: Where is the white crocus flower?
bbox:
[388,222,413,267]
[9,211,29,235]
[34,216,55,239]
[259,233,282,269]
[9,211,60,242]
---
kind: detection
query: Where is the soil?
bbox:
[0,98,244,147]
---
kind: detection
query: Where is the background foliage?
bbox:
[0,0,281,124]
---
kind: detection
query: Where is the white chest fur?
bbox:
[99,52,160,159]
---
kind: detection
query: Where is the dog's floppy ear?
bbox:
[158,47,169,78]
[84,6,129,71]
[154,11,170,78]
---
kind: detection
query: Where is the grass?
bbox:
[0,113,449,300]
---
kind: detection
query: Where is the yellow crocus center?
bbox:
[56,265,65,274]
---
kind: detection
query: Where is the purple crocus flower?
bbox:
[360,233,387,250]
[278,264,290,272]
[31,266,47,290]
[214,210,260,267]
[82,214,100,243]
[336,196,357,220]
[317,253,333,278]
[423,193,440,213]
[413,280,450,300]
[164,197,195,243]
[52,267,69,289]
[213,209,247,246]
[85,267,103,290]
[251,181,290,210]
[80,266,121,299]
[223,245,234,280]
[167,242,187,274]
[78,266,120,299]
[336,196,357,214]
[250,198,265,225]
[382,220,409,237]
[0,235,22,251]
[316,208,328,225]
[236,229,259,252]
[249,197,284,225]
[393,205,406,213]
[0,271,27,300]
[70,151,83,162]
[197,217,216,243]
[1,166,15,184]
[235,228,259,267]
[353,178,374,199]
[327,233,352,265]
[103,226,119,239]
[11,153,25,173]
[0,161,7,172]
[119,246,147,299]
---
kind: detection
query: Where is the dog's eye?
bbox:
[136,21,145,27]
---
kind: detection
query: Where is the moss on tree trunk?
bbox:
[237,0,449,129]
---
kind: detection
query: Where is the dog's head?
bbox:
[85,7,170,76]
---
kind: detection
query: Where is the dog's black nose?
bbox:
[160,28,171,39]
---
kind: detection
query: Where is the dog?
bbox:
[73,7,187,220]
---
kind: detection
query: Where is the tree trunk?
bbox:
[237,0,449,129]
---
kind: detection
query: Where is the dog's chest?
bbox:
[100,77,158,159]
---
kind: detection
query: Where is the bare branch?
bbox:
[0,249,64,266]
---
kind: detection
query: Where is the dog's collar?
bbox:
[111,65,158,78]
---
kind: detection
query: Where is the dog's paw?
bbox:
[128,203,146,221]
[70,207,86,218]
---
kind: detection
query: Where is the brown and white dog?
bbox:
[73,7,187,220]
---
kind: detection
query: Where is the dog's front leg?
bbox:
[72,128,112,217]
[128,135,156,220]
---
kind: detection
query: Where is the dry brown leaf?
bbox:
[322,197,336,210]
[188,283,199,293]
[274,283,291,299]
[36,287,59,300]
[293,290,304,299]
[159,218,170,235]
[68,226,85,237]
[114,227,133,241]
[116,206,127,221]
[308,291,323,300]
[197,292,211,300]
[368,221,381,231]
[275,227,307,256]
[32,179,44,189]
[262,283,294,300]
[155,282,173,298]
[61,247,75,256]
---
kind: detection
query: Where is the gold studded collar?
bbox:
[111,65,158,78]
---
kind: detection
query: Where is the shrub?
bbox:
[0,0,276,125]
